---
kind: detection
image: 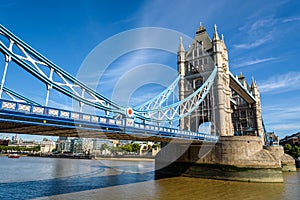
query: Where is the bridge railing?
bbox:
[0,99,218,142]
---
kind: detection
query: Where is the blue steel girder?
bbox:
[0,24,127,115]
[0,24,217,125]
[0,99,218,142]
[134,66,217,122]
[0,85,41,106]
[229,73,256,103]
[134,75,180,111]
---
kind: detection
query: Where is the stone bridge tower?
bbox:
[178,23,233,136]
[157,22,296,182]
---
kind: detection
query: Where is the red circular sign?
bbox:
[127,107,133,117]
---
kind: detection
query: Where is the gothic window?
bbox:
[249,110,253,116]
[242,122,247,128]
[199,59,203,66]
[193,78,203,90]
[240,110,246,118]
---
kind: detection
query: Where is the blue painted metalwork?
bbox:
[0,85,41,106]
[134,75,180,111]
[0,99,218,142]
[0,24,221,141]
[0,24,127,115]
[0,24,219,124]
[229,72,256,102]
[134,66,217,122]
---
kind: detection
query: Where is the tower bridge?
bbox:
[0,23,296,182]
[178,23,262,138]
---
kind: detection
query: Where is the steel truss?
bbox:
[0,24,127,116]
[0,24,217,125]
[134,75,180,111]
[0,85,40,106]
[135,67,217,122]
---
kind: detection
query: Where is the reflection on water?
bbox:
[0,157,299,200]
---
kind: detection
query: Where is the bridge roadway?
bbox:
[0,99,218,143]
[229,73,255,104]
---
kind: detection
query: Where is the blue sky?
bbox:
[0,0,300,140]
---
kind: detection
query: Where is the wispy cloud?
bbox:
[262,104,300,137]
[231,57,277,68]
[239,18,275,34]
[233,16,277,50]
[264,105,300,120]
[283,16,300,23]
[233,34,272,49]
[258,71,300,93]
[267,123,300,137]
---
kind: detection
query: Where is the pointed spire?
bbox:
[178,36,185,52]
[251,76,259,96]
[238,72,245,79]
[213,24,220,41]
[251,76,257,88]
[196,21,206,34]
[221,34,224,41]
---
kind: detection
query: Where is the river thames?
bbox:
[0,156,299,200]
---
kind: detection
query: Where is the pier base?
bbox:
[155,136,296,182]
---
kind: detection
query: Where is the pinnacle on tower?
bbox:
[196,21,206,34]
[251,76,257,88]
[213,24,220,41]
[238,72,245,79]
[178,36,185,52]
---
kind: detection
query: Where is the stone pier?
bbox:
[155,136,296,182]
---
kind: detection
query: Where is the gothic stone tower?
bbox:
[178,23,233,136]
[178,23,263,138]
[156,23,295,182]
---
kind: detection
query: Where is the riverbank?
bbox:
[1,152,154,161]
[93,156,154,162]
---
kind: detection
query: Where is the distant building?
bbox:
[280,132,300,146]
[0,139,10,146]
[267,132,279,146]
[73,138,93,154]
[17,140,39,148]
[92,139,106,150]
[40,140,56,153]
[57,138,74,153]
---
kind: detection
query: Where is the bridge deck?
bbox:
[0,99,218,143]
[229,73,256,104]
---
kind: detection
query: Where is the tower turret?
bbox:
[212,24,233,136]
[177,36,186,104]
[177,36,186,77]
[251,77,264,139]
[213,24,220,41]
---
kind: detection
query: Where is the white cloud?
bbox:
[231,57,276,68]
[270,124,300,130]
[258,71,300,93]
[233,34,272,49]
[283,16,300,23]
[267,123,300,138]
[248,18,275,34]
[262,105,300,138]
[263,105,300,122]
[233,16,279,50]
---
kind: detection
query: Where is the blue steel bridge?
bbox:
[0,24,264,144]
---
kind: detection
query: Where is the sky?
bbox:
[0,0,300,140]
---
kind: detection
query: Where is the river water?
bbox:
[0,156,299,200]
